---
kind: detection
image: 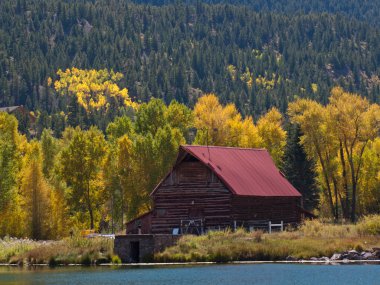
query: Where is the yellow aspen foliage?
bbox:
[59,127,107,230]
[240,68,253,89]
[193,94,225,145]
[289,87,380,221]
[328,87,380,221]
[193,94,285,165]
[193,94,242,145]
[257,108,287,165]
[49,185,69,239]
[288,98,339,219]
[0,113,28,237]
[359,138,380,214]
[19,141,53,240]
[227,65,237,81]
[239,117,263,148]
[255,75,275,89]
[311,83,318,93]
[0,190,27,237]
[117,135,134,225]
[54,68,137,112]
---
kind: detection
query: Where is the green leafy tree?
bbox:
[20,141,52,239]
[40,129,58,178]
[106,116,134,141]
[60,127,106,229]
[0,113,23,211]
[135,98,167,135]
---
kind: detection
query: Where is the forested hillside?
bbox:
[134,0,380,26]
[1,0,380,130]
[1,1,380,237]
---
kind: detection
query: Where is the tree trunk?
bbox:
[332,175,339,221]
[86,182,94,229]
[339,141,349,219]
[346,143,367,223]
[121,186,124,231]
[316,148,336,219]
[351,182,357,223]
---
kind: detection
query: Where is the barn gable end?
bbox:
[151,155,233,234]
[127,145,303,235]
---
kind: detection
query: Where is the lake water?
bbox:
[0,263,379,285]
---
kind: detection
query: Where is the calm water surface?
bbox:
[0,264,379,285]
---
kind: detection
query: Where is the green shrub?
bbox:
[48,256,58,267]
[80,254,92,265]
[111,255,121,264]
[354,243,364,252]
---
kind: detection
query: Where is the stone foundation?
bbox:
[114,234,179,263]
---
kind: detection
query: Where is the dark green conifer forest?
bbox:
[1,0,380,237]
[1,0,380,131]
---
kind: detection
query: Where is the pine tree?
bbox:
[283,123,319,211]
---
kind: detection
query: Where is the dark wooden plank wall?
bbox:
[126,211,152,234]
[151,161,233,234]
[231,196,301,224]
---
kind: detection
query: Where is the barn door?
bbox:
[130,241,140,263]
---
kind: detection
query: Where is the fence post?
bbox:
[281,221,283,231]
[269,221,271,234]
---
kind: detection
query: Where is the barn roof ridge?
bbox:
[181,144,267,151]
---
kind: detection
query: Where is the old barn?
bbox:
[126,145,303,235]
[115,145,305,262]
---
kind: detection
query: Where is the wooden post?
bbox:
[269,221,272,234]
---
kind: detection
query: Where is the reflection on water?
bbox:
[0,263,379,285]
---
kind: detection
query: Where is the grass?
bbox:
[0,237,42,264]
[1,236,114,266]
[2,216,380,265]
[155,217,380,262]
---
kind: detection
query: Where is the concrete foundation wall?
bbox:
[114,234,179,263]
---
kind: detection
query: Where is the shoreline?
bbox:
[1,259,380,268]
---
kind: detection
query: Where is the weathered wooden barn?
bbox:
[126,145,303,235]
[115,145,306,262]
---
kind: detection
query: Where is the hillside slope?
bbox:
[0,1,379,119]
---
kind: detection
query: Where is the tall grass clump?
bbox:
[9,236,113,265]
[356,215,380,235]
[0,237,41,263]
[298,219,357,238]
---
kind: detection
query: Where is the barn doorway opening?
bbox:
[130,241,140,263]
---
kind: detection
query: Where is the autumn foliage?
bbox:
[1,67,379,239]
[193,94,286,165]
[289,87,380,221]
[53,68,137,112]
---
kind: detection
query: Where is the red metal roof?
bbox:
[180,145,301,197]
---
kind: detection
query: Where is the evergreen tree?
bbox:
[283,123,319,211]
